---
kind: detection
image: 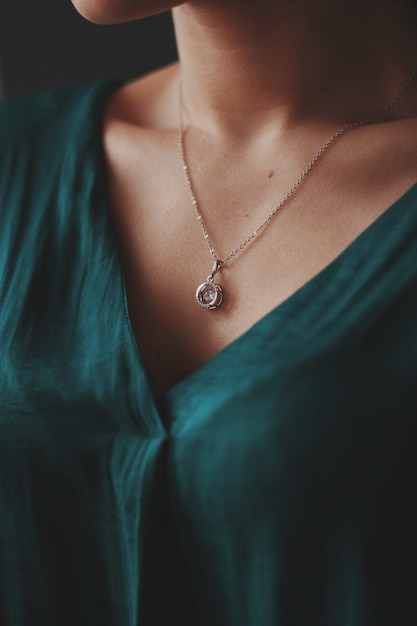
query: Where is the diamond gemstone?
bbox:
[202,288,216,303]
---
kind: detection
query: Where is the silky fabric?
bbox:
[0,82,416,626]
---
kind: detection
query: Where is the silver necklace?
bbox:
[178,66,417,310]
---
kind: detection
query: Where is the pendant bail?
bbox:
[208,259,223,282]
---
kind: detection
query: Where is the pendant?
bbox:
[195,260,224,310]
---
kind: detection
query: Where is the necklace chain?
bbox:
[178,66,417,309]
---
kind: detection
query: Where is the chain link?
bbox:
[178,65,417,266]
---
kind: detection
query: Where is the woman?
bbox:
[0,0,416,624]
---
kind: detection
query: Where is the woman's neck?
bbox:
[172,0,417,135]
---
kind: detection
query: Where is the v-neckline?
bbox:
[123,182,417,406]
[96,80,417,407]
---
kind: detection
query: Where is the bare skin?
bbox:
[73,0,417,392]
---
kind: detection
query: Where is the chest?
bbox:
[104,118,417,392]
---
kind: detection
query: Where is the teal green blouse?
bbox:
[0,81,416,626]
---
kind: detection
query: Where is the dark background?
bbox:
[0,0,177,97]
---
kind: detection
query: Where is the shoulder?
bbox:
[0,80,119,234]
[0,81,119,158]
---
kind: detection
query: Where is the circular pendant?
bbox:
[195,280,223,310]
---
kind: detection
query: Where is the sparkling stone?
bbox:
[203,288,216,303]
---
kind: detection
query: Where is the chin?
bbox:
[70,0,125,24]
[70,0,179,24]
